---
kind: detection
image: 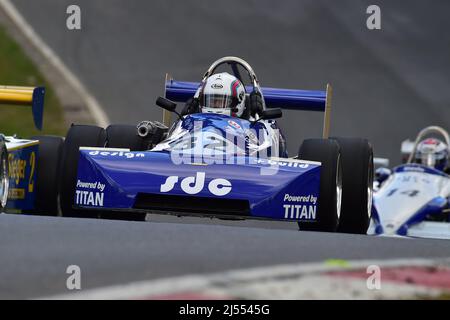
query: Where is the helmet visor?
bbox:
[420,152,436,168]
[203,94,233,110]
[416,150,446,168]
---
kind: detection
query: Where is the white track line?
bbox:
[43,257,450,300]
[0,0,110,127]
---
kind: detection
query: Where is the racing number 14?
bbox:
[387,189,419,197]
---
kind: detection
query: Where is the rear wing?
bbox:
[0,86,45,130]
[165,77,333,138]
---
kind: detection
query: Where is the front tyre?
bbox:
[331,137,373,234]
[59,125,106,218]
[297,139,342,232]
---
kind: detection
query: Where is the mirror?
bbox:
[261,108,282,120]
[156,96,177,112]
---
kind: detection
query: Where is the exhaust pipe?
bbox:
[137,121,153,138]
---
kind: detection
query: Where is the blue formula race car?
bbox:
[59,57,374,234]
[0,86,64,215]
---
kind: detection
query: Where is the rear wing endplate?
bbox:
[0,86,45,130]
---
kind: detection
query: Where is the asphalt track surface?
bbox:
[1,0,450,298]
[2,214,450,299]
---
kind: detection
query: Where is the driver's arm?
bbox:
[181,97,200,115]
[249,91,264,117]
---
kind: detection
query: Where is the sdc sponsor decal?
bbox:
[160,172,232,196]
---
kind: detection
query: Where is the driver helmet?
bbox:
[414,138,449,171]
[199,72,246,118]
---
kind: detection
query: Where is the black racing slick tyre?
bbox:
[331,137,373,234]
[30,135,64,216]
[59,125,147,221]
[59,125,107,218]
[297,139,342,232]
[102,124,147,221]
[105,124,147,151]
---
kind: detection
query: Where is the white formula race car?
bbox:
[369,126,450,239]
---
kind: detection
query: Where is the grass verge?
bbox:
[0,25,66,137]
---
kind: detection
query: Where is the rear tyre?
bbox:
[30,135,64,216]
[58,124,149,222]
[103,124,147,221]
[297,139,342,232]
[331,137,373,234]
[59,125,106,218]
[106,124,147,151]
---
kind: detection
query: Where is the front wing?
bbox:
[74,149,322,221]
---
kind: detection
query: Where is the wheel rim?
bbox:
[336,154,343,220]
[0,148,8,208]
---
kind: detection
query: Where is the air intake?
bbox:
[133,193,250,216]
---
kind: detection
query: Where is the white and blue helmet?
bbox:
[198,72,246,118]
[414,138,449,171]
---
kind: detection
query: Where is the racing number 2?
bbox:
[28,151,36,193]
